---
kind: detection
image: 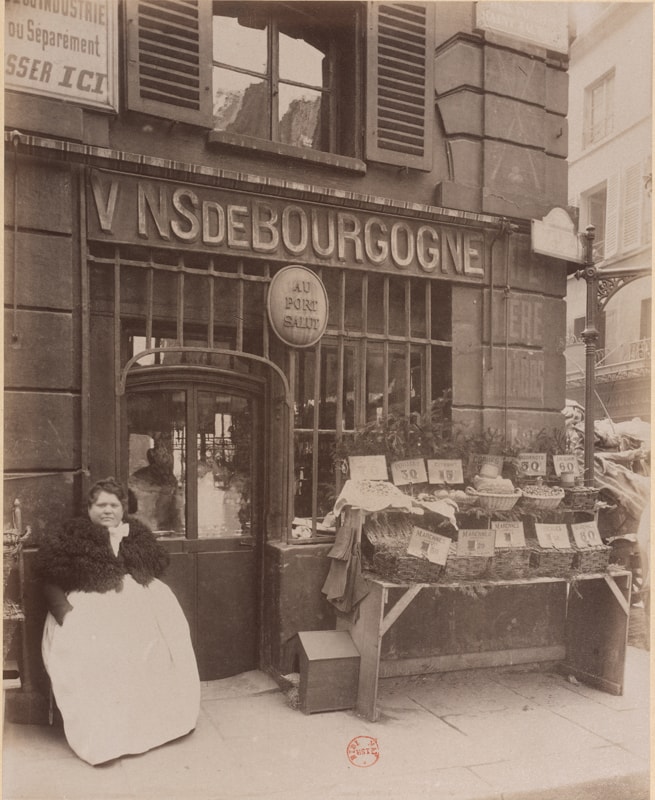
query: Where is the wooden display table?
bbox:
[337,569,631,721]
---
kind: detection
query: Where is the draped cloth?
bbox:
[42,576,200,765]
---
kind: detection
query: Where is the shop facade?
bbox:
[5,1,571,715]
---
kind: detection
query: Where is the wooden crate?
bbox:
[295,631,360,714]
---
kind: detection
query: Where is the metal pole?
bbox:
[581,225,598,486]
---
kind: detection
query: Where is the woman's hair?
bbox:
[87,477,128,508]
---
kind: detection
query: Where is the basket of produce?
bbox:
[563,486,600,512]
[520,485,565,511]
[443,543,492,580]
[362,513,445,583]
[573,544,612,574]
[465,487,522,512]
[528,545,575,578]
[489,547,531,580]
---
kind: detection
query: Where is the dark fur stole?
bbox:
[35,516,170,593]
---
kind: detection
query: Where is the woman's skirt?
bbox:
[42,576,200,765]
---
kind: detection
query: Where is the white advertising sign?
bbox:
[348,455,388,482]
[476,2,569,54]
[390,458,428,486]
[5,0,118,111]
[492,521,526,548]
[427,459,464,485]
[457,529,495,557]
[535,523,571,550]
[571,522,603,549]
[407,527,451,566]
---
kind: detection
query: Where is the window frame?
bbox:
[123,367,265,545]
[583,69,615,149]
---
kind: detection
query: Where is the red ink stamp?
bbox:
[346,735,380,767]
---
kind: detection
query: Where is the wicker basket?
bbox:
[528,546,576,578]
[469,489,522,512]
[563,487,600,512]
[573,544,611,574]
[363,523,446,583]
[443,543,491,580]
[368,550,444,583]
[520,488,564,511]
[489,547,531,580]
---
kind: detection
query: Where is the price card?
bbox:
[535,523,571,550]
[390,458,428,486]
[517,453,547,476]
[553,455,579,477]
[571,521,603,549]
[457,529,495,557]
[468,454,504,476]
[348,455,388,481]
[491,521,526,548]
[427,459,464,485]
[407,527,452,565]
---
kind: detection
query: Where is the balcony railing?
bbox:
[565,338,651,384]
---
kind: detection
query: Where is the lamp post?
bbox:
[580,225,599,486]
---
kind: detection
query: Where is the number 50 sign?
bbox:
[517,453,547,476]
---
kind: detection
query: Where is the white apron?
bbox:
[42,576,200,765]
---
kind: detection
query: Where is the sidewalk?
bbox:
[3,647,650,800]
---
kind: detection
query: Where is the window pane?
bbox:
[197,392,252,538]
[366,344,384,423]
[278,84,324,150]
[367,274,385,334]
[388,347,408,416]
[431,283,452,341]
[213,67,270,138]
[388,277,406,336]
[410,279,427,337]
[127,390,186,536]
[213,14,267,74]
[344,272,363,331]
[294,432,336,519]
[279,28,326,87]
[295,349,316,428]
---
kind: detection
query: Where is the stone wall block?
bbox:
[484,46,546,105]
[434,38,483,95]
[4,310,77,390]
[545,113,568,158]
[5,157,73,234]
[545,66,569,115]
[437,90,483,137]
[484,95,544,149]
[4,232,74,311]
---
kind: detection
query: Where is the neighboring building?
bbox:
[565,3,652,421]
[4,1,571,716]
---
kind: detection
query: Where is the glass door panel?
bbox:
[196,392,252,539]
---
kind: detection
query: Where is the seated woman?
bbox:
[35,477,200,765]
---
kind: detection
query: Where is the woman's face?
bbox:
[88,491,124,528]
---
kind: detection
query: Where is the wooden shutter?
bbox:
[125,0,212,127]
[622,162,643,252]
[603,173,619,258]
[366,2,435,171]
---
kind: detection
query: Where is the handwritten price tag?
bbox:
[571,522,603,548]
[553,455,579,477]
[457,529,495,557]
[491,521,526,548]
[427,459,464,485]
[348,455,388,481]
[468,454,504,477]
[535,523,571,550]
[518,453,547,476]
[407,527,452,565]
[390,458,428,486]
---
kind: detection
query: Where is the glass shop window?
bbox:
[212,2,359,155]
[126,384,254,540]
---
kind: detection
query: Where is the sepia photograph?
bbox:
[3,1,651,798]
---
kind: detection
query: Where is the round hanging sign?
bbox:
[267,265,329,348]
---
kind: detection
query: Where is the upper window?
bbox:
[125,0,435,170]
[583,70,614,148]
[212,3,339,152]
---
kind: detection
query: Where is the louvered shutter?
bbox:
[125,0,212,127]
[621,162,643,252]
[366,2,435,171]
[603,173,619,258]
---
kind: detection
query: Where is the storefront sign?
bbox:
[407,527,451,565]
[571,522,603,549]
[87,170,487,281]
[347,455,388,482]
[267,265,328,348]
[390,458,428,486]
[476,2,569,53]
[492,521,526,548]
[553,455,579,477]
[5,0,117,111]
[531,208,583,263]
[457,530,495,557]
[427,459,464,485]
[517,453,547,477]
[535,523,570,550]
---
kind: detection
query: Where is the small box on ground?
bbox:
[295,630,360,714]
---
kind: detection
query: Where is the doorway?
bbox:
[124,372,265,680]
